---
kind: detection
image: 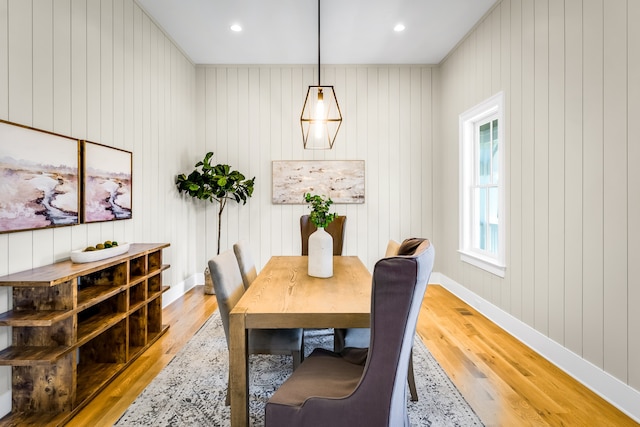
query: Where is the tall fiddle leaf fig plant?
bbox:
[176,152,255,255]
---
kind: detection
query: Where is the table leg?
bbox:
[229,310,248,427]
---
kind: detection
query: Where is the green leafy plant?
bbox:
[177,152,255,254]
[304,193,336,229]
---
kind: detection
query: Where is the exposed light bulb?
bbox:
[315,89,325,139]
[230,24,242,32]
[316,89,325,118]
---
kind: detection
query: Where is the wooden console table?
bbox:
[0,243,170,426]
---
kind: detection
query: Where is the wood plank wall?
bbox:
[435,0,639,392]
[2,0,637,418]
[195,65,436,272]
[0,0,195,417]
[0,0,438,418]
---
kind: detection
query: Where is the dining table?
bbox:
[228,255,372,427]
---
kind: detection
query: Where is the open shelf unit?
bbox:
[0,243,170,426]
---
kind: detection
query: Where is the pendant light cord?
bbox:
[317,0,321,85]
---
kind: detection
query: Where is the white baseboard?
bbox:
[430,272,640,423]
[162,273,202,308]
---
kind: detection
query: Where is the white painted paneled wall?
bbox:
[195,65,435,272]
[0,0,196,416]
[0,1,436,418]
[435,0,640,395]
[2,0,637,421]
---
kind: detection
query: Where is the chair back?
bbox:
[233,240,257,290]
[300,215,346,255]
[384,239,400,257]
[358,238,434,425]
[265,238,434,426]
[207,250,246,345]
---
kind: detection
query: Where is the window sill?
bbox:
[458,250,506,278]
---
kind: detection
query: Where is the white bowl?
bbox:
[70,242,130,263]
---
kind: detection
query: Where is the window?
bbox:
[459,92,505,277]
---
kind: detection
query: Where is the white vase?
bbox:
[308,227,333,278]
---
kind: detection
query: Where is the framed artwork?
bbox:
[82,141,132,223]
[0,120,80,233]
[272,160,365,204]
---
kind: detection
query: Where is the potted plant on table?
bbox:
[304,193,336,229]
[177,152,255,293]
[304,193,336,278]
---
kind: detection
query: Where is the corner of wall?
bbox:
[162,273,202,308]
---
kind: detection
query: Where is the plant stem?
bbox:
[217,198,226,255]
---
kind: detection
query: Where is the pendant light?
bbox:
[300,0,342,149]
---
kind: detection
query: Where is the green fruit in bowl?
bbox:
[84,246,96,252]
[112,241,118,246]
[96,243,105,250]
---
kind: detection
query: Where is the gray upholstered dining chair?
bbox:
[300,215,347,255]
[334,239,420,401]
[233,240,257,290]
[265,238,434,427]
[208,249,304,405]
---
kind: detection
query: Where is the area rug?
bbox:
[115,312,483,426]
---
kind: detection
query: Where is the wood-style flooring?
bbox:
[416,286,637,426]
[67,285,638,426]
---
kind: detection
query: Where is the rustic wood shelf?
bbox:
[77,312,128,346]
[0,243,171,426]
[76,361,127,403]
[129,300,146,313]
[129,276,147,286]
[128,344,145,360]
[147,325,169,344]
[0,309,73,327]
[148,289,165,302]
[77,283,127,310]
[0,409,69,427]
[0,345,71,366]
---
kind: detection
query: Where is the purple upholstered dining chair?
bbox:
[265,238,434,427]
[333,238,420,401]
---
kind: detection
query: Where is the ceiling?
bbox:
[135,0,497,65]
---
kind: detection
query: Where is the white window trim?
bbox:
[459,92,506,277]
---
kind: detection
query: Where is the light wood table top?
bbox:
[229,256,372,426]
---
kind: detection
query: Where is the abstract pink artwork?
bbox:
[82,141,132,223]
[0,120,80,233]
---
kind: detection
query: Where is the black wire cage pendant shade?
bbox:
[301,0,342,150]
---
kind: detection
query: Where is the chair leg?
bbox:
[408,348,418,402]
[292,350,302,370]
[225,371,231,406]
[333,328,346,352]
[292,333,304,370]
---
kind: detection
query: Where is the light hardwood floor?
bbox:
[416,286,637,427]
[67,285,637,426]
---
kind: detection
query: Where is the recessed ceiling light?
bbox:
[230,24,242,32]
[394,23,405,32]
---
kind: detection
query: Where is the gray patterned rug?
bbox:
[115,312,483,426]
